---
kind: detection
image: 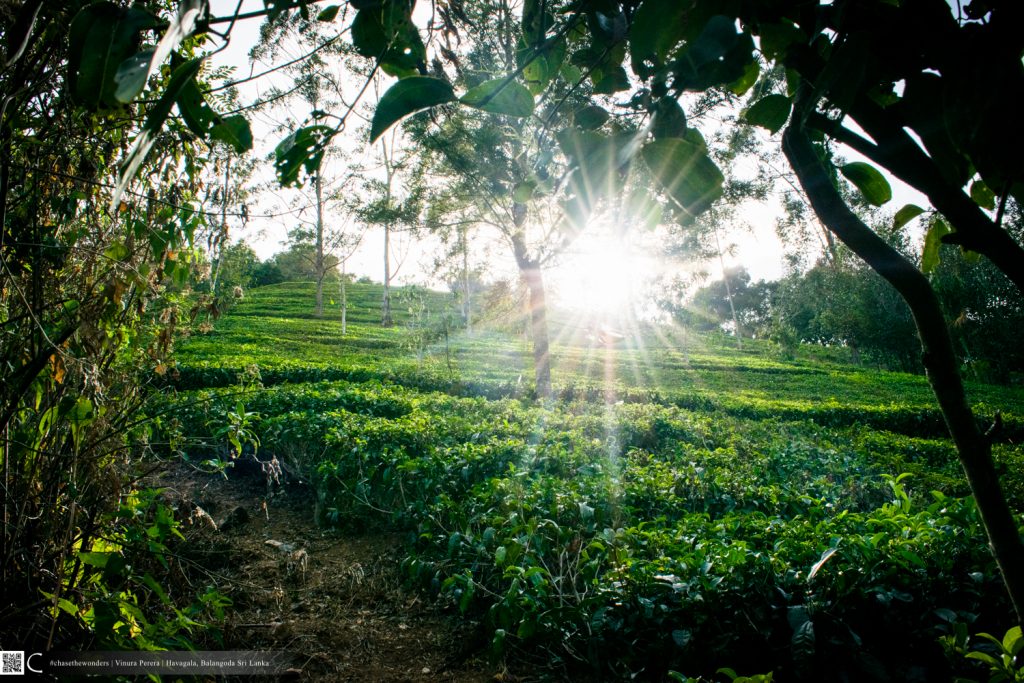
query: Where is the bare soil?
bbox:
[150,460,502,682]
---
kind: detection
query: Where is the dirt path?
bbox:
[150,461,498,682]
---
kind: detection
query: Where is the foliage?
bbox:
[158,282,1024,679]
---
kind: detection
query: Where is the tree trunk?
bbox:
[715,226,742,348]
[462,225,472,335]
[511,232,551,399]
[314,174,325,318]
[522,264,552,399]
[784,124,1024,624]
[211,155,231,297]
[382,222,392,326]
[340,259,348,336]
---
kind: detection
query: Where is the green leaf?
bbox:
[78,551,112,568]
[522,55,549,95]
[743,94,791,134]
[176,74,219,137]
[1003,626,1023,656]
[517,618,537,639]
[513,181,537,203]
[317,4,341,21]
[114,48,157,103]
[840,162,892,206]
[371,77,455,143]
[460,78,534,117]
[275,125,336,186]
[68,2,160,109]
[893,204,926,230]
[970,179,996,210]
[641,137,724,218]
[806,546,838,582]
[921,216,951,273]
[211,115,254,153]
[592,66,630,94]
[112,57,204,209]
[651,97,686,139]
[574,105,610,130]
[729,60,760,96]
[351,2,425,78]
[104,242,130,261]
[630,0,686,73]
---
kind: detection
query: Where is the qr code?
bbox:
[0,651,24,675]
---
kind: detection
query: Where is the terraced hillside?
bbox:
[160,281,1024,681]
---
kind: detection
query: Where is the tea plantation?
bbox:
[160,281,1024,681]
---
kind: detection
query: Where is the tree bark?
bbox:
[783,124,1024,624]
[511,234,551,399]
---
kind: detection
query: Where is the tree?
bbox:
[359,0,1024,621]
[692,267,776,339]
[46,0,1024,625]
[0,0,241,647]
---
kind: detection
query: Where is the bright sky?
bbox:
[204,0,932,312]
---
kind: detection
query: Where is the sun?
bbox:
[552,231,642,318]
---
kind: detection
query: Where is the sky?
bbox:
[203,0,931,311]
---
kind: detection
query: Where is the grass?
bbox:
[160,280,1024,681]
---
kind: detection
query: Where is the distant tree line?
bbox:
[675,210,1024,384]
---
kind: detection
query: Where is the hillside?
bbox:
[157,281,1024,681]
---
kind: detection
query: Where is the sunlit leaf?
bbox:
[840,161,892,206]
[743,93,791,134]
[807,546,838,581]
[461,78,534,117]
[371,77,454,143]
[730,60,760,96]
[641,137,724,218]
[893,204,925,230]
[921,216,951,273]
[970,179,996,210]
[316,4,341,21]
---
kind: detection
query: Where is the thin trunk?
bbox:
[340,259,347,336]
[462,225,472,334]
[714,226,742,348]
[381,142,393,327]
[382,223,392,326]
[211,155,231,297]
[523,265,552,399]
[511,233,551,399]
[314,174,325,318]
[784,124,1024,625]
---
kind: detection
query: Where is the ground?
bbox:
[149,459,498,682]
